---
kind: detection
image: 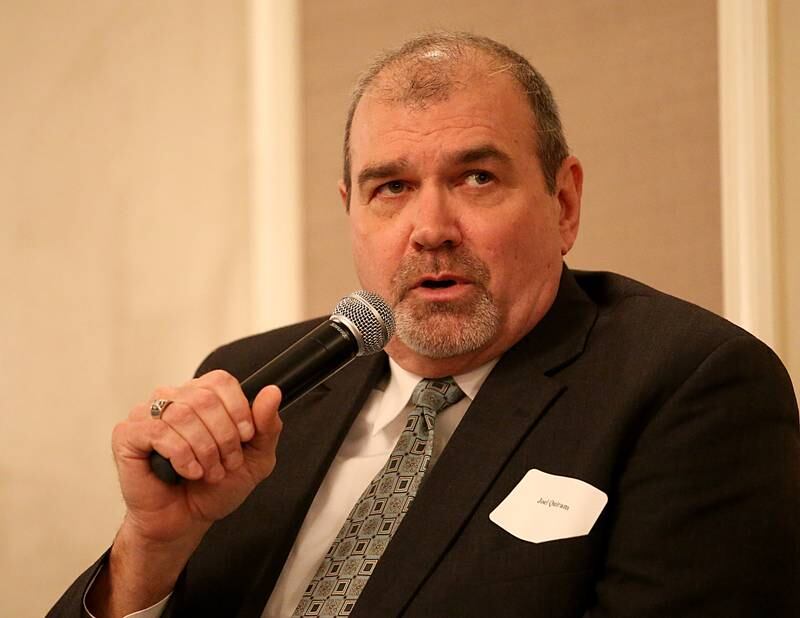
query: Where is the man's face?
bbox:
[342,69,581,375]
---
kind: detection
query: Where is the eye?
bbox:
[464,171,494,187]
[376,180,408,197]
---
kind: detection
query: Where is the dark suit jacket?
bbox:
[49,269,800,617]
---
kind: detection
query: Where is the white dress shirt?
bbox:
[86,358,497,618]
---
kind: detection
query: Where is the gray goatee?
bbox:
[391,249,501,359]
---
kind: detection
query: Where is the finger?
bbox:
[244,386,283,480]
[131,387,181,422]
[130,388,224,480]
[163,386,243,481]
[113,416,205,481]
[138,381,245,478]
[177,382,247,473]
[192,370,255,442]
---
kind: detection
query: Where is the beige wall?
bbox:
[301,0,722,317]
[774,0,800,396]
[0,2,251,615]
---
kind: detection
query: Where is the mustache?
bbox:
[390,248,491,303]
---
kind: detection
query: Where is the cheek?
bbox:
[350,226,400,293]
[350,230,375,282]
[481,223,557,298]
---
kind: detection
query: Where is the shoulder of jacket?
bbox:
[194,316,329,380]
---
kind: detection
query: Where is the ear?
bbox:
[555,155,583,256]
[338,179,350,213]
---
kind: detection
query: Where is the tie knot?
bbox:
[410,377,466,414]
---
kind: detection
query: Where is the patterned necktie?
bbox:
[294,377,466,617]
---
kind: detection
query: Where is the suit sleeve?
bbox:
[45,552,108,617]
[588,335,800,617]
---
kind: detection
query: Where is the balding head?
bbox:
[342,32,569,204]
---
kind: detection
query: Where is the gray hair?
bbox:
[342,31,569,202]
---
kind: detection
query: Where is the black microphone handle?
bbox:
[149,320,359,484]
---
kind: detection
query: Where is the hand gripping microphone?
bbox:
[149,290,395,484]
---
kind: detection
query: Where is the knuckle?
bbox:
[111,422,128,445]
[165,403,192,425]
[226,398,249,420]
[204,369,237,388]
[197,441,220,460]
[169,442,194,467]
[261,411,283,435]
[150,386,173,401]
[216,428,240,453]
[192,388,218,413]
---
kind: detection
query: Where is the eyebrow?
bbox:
[355,144,513,191]
[356,160,410,190]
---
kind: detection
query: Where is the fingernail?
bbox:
[238,421,254,441]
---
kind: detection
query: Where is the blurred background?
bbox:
[1,1,797,615]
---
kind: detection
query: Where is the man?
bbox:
[50,32,799,617]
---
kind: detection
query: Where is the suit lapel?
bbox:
[230,352,388,617]
[353,266,597,616]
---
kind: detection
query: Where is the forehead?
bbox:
[349,70,538,169]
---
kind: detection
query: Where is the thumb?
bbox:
[243,385,283,477]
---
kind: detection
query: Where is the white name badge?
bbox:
[489,469,608,543]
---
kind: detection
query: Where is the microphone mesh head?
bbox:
[332,290,395,355]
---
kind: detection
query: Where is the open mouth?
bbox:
[420,279,458,289]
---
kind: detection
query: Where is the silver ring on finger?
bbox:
[150,398,174,420]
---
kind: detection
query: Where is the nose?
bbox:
[409,187,462,251]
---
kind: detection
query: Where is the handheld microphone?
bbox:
[149,290,395,484]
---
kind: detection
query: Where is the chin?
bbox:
[394,297,501,359]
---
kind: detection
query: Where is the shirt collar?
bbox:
[367,356,499,435]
